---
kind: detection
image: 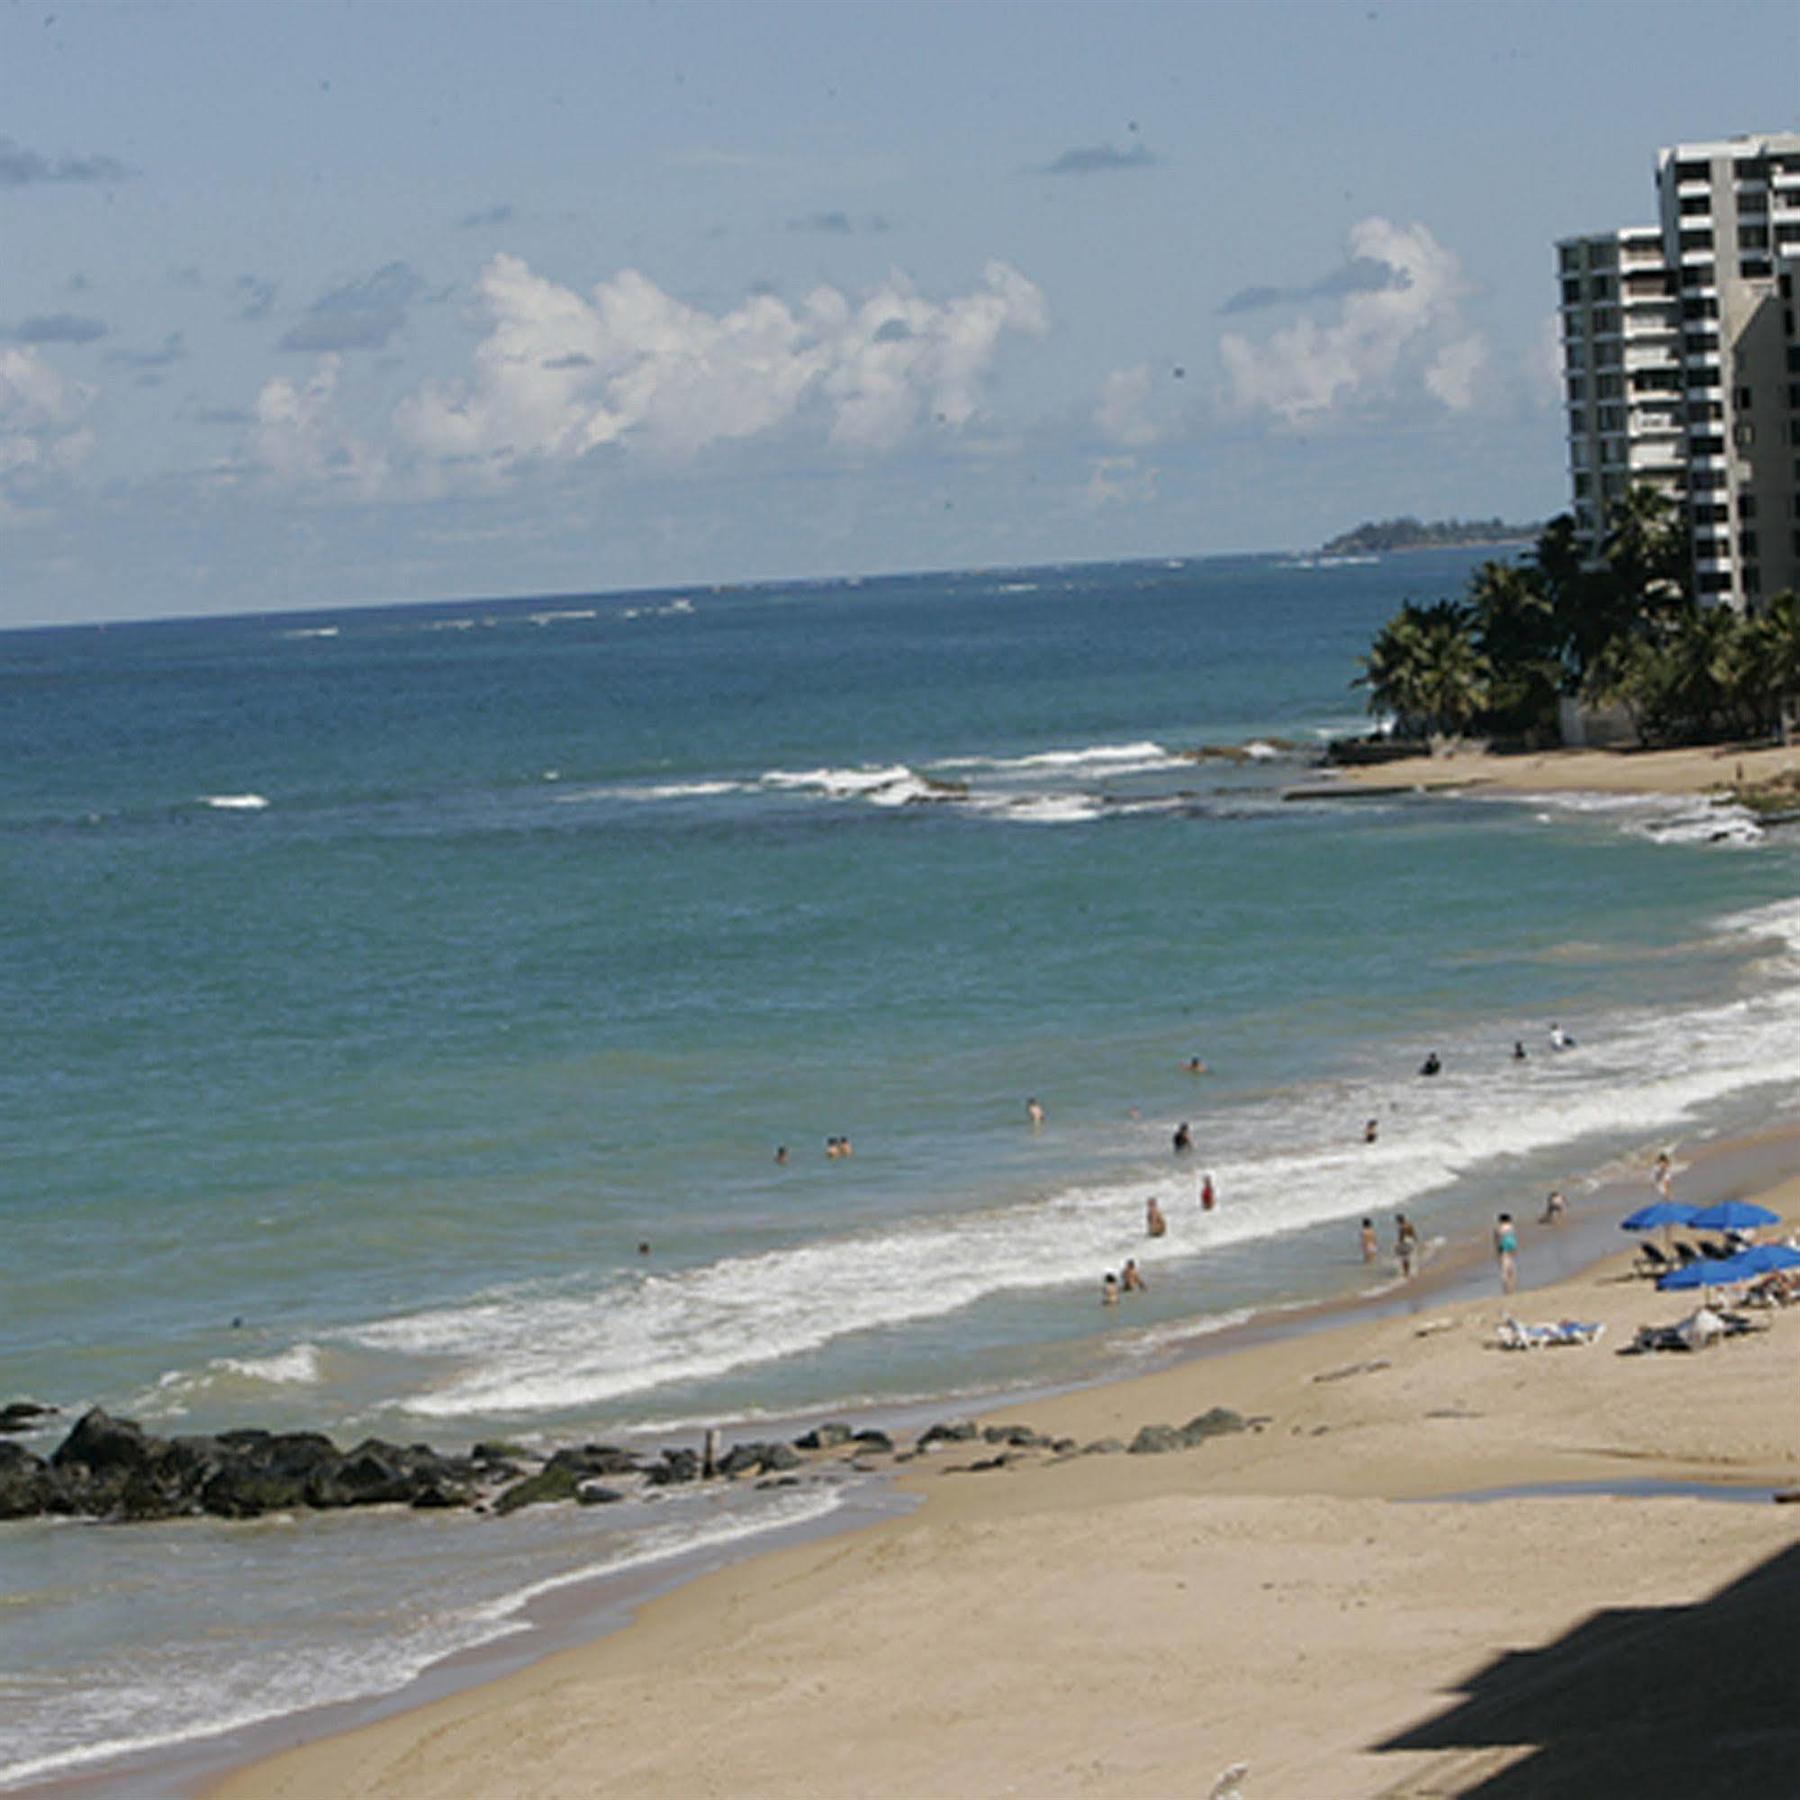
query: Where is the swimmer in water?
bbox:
[1121,1258,1146,1294]
[775,1145,789,1165]
[1363,1118,1379,1144]
[1359,1217,1378,1263]
[1146,1196,1167,1238]
[1102,1272,1120,1306]
[1026,1097,1045,1128]
[1419,1052,1442,1078]
[1172,1121,1194,1155]
[1200,1171,1216,1212]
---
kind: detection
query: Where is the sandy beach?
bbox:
[1331,739,1800,798]
[212,1158,1800,1799]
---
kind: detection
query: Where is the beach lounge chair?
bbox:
[1496,1317,1604,1350]
[1634,1241,1674,1276]
[1673,1240,1702,1264]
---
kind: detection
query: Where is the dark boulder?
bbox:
[0,1401,58,1435]
[794,1422,853,1450]
[982,1424,1043,1447]
[1128,1425,1186,1455]
[576,1482,627,1505]
[472,1440,530,1463]
[717,1442,770,1478]
[311,1441,415,1508]
[1181,1407,1248,1445]
[1082,1438,1127,1455]
[0,1441,57,1518]
[51,1408,161,1479]
[199,1461,311,1519]
[919,1421,978,1447]
[494,1464,581,1514]
[851,1429,894,1453]
[644,1448,701,1487]
[547,1444,641,1479]
[756,1443,802,1473]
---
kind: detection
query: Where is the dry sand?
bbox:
[1330,740,1800,798]
[213,1174,1800,1800]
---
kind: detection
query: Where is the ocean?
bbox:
[5,549,1800,1789]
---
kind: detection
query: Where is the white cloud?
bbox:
[392,254,1049,480]
[250,355,388,496]
[0,347,95,500]
[1094,365,1162,448]
[1218,218,1486,424]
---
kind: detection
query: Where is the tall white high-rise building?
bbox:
[1557,130,1800,610]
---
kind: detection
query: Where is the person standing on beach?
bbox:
[1359,1217,1378,1263]
[1653,1151,1673,1197]
[1395,1214,1418,1278]
[1494,1212,1519,1294]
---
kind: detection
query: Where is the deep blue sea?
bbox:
[5,549,1800,1787]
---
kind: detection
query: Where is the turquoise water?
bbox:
[5,549,1800,1786]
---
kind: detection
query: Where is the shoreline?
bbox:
[142,1119,1798,1799]
[1326,738,1800,800]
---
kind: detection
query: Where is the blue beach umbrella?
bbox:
[1686,1200,1780,1232]
[1656,1255,1748,1291]
[1732,1242,1800,1275]
[1653,1244,1796,1289]
[1621,1201,1700,1231]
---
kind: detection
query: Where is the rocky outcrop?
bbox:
[0,1401,59,1435]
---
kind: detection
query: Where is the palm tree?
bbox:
[1358,601,1489,739]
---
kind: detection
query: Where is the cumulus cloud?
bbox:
[389,254,1048,479]
[280,262,423,353]
[251,355,388,494]
[4,313,107,345]
[1033,142,1160,176]
[0,348,96,500]
[0,136,132,187]
[1218,218,1487,424]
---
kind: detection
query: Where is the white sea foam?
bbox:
[213,1343,325,1385]
[528,608,598,625]
[616,780,747,801]
[759,764,959,806]
[932,740,1176,776]
[281,626,339,640]
[1478,788,1762,846]
[327,895,1800,1424]
[200,794,269,811]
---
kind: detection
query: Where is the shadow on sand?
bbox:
[1372,1537,1800,1796]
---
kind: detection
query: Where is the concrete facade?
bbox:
[1557,130,1800,612]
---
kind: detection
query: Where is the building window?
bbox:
[1680,192,1710,216]
[1735,421,1757,449]
[1572,473,1592,497]
[1675,159,1709,182]
[1567,376,1587,404]
[1740,495,1758,521]
[1681,296,1718,320]
[1559,245,1582,274]
[1562,277,1582,306]
[1745,567,1761,598]
[1691,435,1726,455]
[1589,274,1615,300]
[1690,468,1727,491]
[1734,386,1754,409]
[1692,502,1729,524]
[1741,259,1773,279]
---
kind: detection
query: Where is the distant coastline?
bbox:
[1318,516,1540,557]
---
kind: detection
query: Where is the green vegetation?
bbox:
[1320,516,1539,556]
[1355,486,1798,748]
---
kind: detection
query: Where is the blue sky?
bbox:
[3,0,1796,625]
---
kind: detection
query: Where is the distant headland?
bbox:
[1319,516,1541,556]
